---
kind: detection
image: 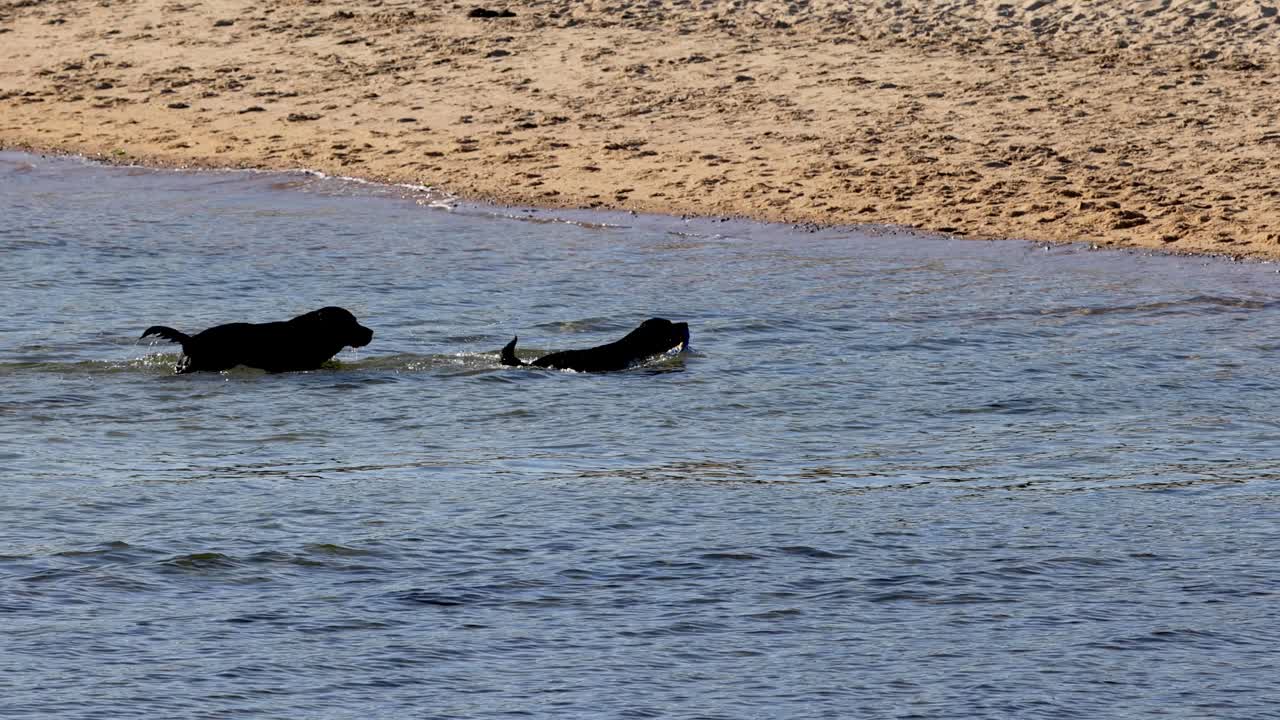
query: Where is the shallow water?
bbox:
[3,151,1280,719]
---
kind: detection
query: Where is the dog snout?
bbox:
[352,325,374,348]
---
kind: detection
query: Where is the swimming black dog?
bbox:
[140,306,374,374]
[500,318,690,372]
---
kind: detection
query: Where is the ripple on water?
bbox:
[3,153,1280,719]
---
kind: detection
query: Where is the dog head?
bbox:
[622,317,690,356]
[293,306,374,348]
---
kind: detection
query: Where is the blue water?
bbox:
[2,151,1280,719]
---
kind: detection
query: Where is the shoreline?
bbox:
[4,140,1266,267]
[34,146,1260,271]
[4,0,1280,259]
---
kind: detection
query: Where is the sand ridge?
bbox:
[2,0,1279,257]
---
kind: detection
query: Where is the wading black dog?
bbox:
[140,306,374,374]
[500,318,690,373]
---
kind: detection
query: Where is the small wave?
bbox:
[0,157,38,174]
[55,154,460,209]
[1036,295,1272,319]
[465,204,630,230]
[888,294,1273,326]
[867,590,937,603]
[52,540,142,558]
[1085,628,1240,652]
[1039,555,1128,569]
[530,316,618,333]
[618,620,730,637]
[776,545,849,560]
[700,551,763,562]
[295,167,457,209]
[159,552,241,571]
[744,608,804,620]
[572,459,757,483]
[223,612,293,625]
[0,354,180,377]
[865,573,928,587]
[939,397,1057,416]
[348,352,501,374]
[303,543,377,557]
[0,352,514,378]
[388,587,497,608]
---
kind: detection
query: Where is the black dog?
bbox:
[500,318,690,372]
[140,306,374,374]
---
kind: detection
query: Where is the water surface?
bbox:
[2,151,1279,719]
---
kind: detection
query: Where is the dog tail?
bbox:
[140,326,189,346]
[500,336,526,367]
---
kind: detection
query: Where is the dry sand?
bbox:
[3,0,1279,257]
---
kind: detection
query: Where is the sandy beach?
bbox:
[2,0,1279,257]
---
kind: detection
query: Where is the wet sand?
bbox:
[2,0,1279,258]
